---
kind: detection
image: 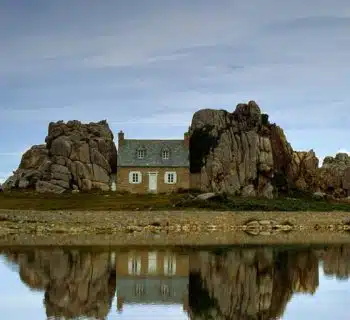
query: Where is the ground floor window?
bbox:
[164,171,177,184]
[128,255,141,275]
[148,252,157,273]
[129,171,142,184]
[164,254,176,276]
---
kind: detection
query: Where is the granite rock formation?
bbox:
[4,249,116,319]
[189,101,319,198]
[187,248,319,319]
[317,153,350,198]
[3,120,117,193]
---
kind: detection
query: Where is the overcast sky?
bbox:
[1,0,350,182]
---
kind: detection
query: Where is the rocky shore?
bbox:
[0,209,350,246]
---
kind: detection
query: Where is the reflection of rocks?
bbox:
[320,245,350,279]
[4,249,115,319]
[188,248,319,320]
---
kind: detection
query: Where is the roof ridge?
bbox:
[124,139,184,141]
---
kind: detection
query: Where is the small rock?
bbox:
[313,191,326,199]
[196,192,217,200]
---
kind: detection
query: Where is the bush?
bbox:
[261,113,269,125]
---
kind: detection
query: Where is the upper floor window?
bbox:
[160,284,170,296]
[134,283,145,296]
[162,149,170,160]
[137,148,146,159]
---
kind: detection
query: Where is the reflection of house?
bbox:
[116,250,189,311]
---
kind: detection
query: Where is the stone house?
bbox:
[116,131,190,193]
[115,249,189,311]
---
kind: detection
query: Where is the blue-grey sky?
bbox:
[1,0,350,182]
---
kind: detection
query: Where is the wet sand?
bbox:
[0,209,349,246]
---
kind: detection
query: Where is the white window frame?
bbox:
[128,255,141,275]
[162,149,170,160]
[134,283,145,296]
[164,171,177,184]
[129,171,142,184]
[148,251,157,274]
[137,149,146,159]
[164,254,176,276]
[160,283,170,296]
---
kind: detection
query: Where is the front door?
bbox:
[148,173,158,192]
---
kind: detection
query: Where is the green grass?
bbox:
[0,190,350,211]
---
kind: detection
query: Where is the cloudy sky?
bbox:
[1,0,350,182]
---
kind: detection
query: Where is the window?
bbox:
[162,149,170,159]
[148,252,157,274]
[160,284,170,296]
[134,283,145,296]
[164,172,177,184]
[129,171,142,184]
[128,256,141,275]
[164,254,176,276]
[137,149,146,159]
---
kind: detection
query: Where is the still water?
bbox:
[0,245,349,319]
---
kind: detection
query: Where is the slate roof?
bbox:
[117,139,189,167]
[115,277,188,304]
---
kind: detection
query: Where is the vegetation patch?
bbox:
[0,190,350,212]
[190,124,217,173]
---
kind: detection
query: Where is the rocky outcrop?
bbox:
[289,150,319,192]
[187,248,319,320]
[3,120,117,193]
[317,153,350,198]
[4,249,116,319]
[189,101,319,198]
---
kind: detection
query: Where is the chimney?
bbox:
[184,131,189,148]
[118,130,124,148]
[117,296,124,312]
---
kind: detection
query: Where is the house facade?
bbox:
[116,131,190,193]
[115,250,189,311]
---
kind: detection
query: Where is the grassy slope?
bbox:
[1,190,350,211]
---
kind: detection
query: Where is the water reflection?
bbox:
[5,250,116,319]
[1,245,350,319]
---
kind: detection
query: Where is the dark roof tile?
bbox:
[117,139,189,167]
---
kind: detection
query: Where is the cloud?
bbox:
[111,111,193,127]
[1,0,350,177]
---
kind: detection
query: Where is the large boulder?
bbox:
[189,101,319,198]
[317,152,350,198]
[3,120,117,193]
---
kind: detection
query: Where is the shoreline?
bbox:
[0,209,349,246]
